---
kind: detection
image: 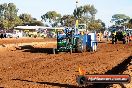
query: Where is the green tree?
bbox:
[29,21,44,26]
[87,20,104,31]
[19,13,44,26]
[0,3,44,30]
[73,4,97,22]
[41,11,61,27]
[129,19,132,24]
[19,13,32,23]
[73,4,99,31]
[83,5,91,16]
[111,14,130,26]
[125,19,132,29]
[0,3,20,30]
[89,5,97,22]
[73,6,84,19]
[61,15,76,27]
[14,16,23,26]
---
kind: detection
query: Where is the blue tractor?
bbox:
[53,28,97,54]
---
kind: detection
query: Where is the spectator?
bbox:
[126,32,130,43]
[0,33,3,39]
[4,33,6,38]
[99,32,102,41]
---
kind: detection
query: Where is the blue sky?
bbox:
[0,0,132,27]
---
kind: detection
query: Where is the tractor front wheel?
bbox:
[70,48,72,54]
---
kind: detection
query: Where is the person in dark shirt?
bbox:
[0,33,3,39]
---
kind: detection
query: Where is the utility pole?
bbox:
[75,0,79,34]
[75,0,79,28]
[76,0,79,10]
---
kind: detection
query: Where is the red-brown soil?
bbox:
[0,38,132,88]
[0,38,56,45]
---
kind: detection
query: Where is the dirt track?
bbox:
[0,38,56,44]
[0,38,132,88]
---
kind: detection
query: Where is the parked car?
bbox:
[6,33,13,38]
[6,32,22,38]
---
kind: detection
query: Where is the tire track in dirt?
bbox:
[0,42,132,88]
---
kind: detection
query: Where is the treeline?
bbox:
[1,3,132,31]
[41,5,106,31]
[0,3,44,30]
[110,14,132,29]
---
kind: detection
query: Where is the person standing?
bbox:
[99,32,102,41]
[122,31,127,44]
[106,31,109,41]
[0,33,3,39]
[126,32,130,43]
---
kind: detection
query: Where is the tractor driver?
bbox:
[58,30,66,39]
[60,31,65,35]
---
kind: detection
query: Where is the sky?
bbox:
[0,0,132,27]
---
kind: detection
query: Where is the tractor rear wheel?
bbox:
[123,38,126,44]
[76,38,85,53]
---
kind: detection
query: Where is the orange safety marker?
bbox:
[79,66,86,75]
